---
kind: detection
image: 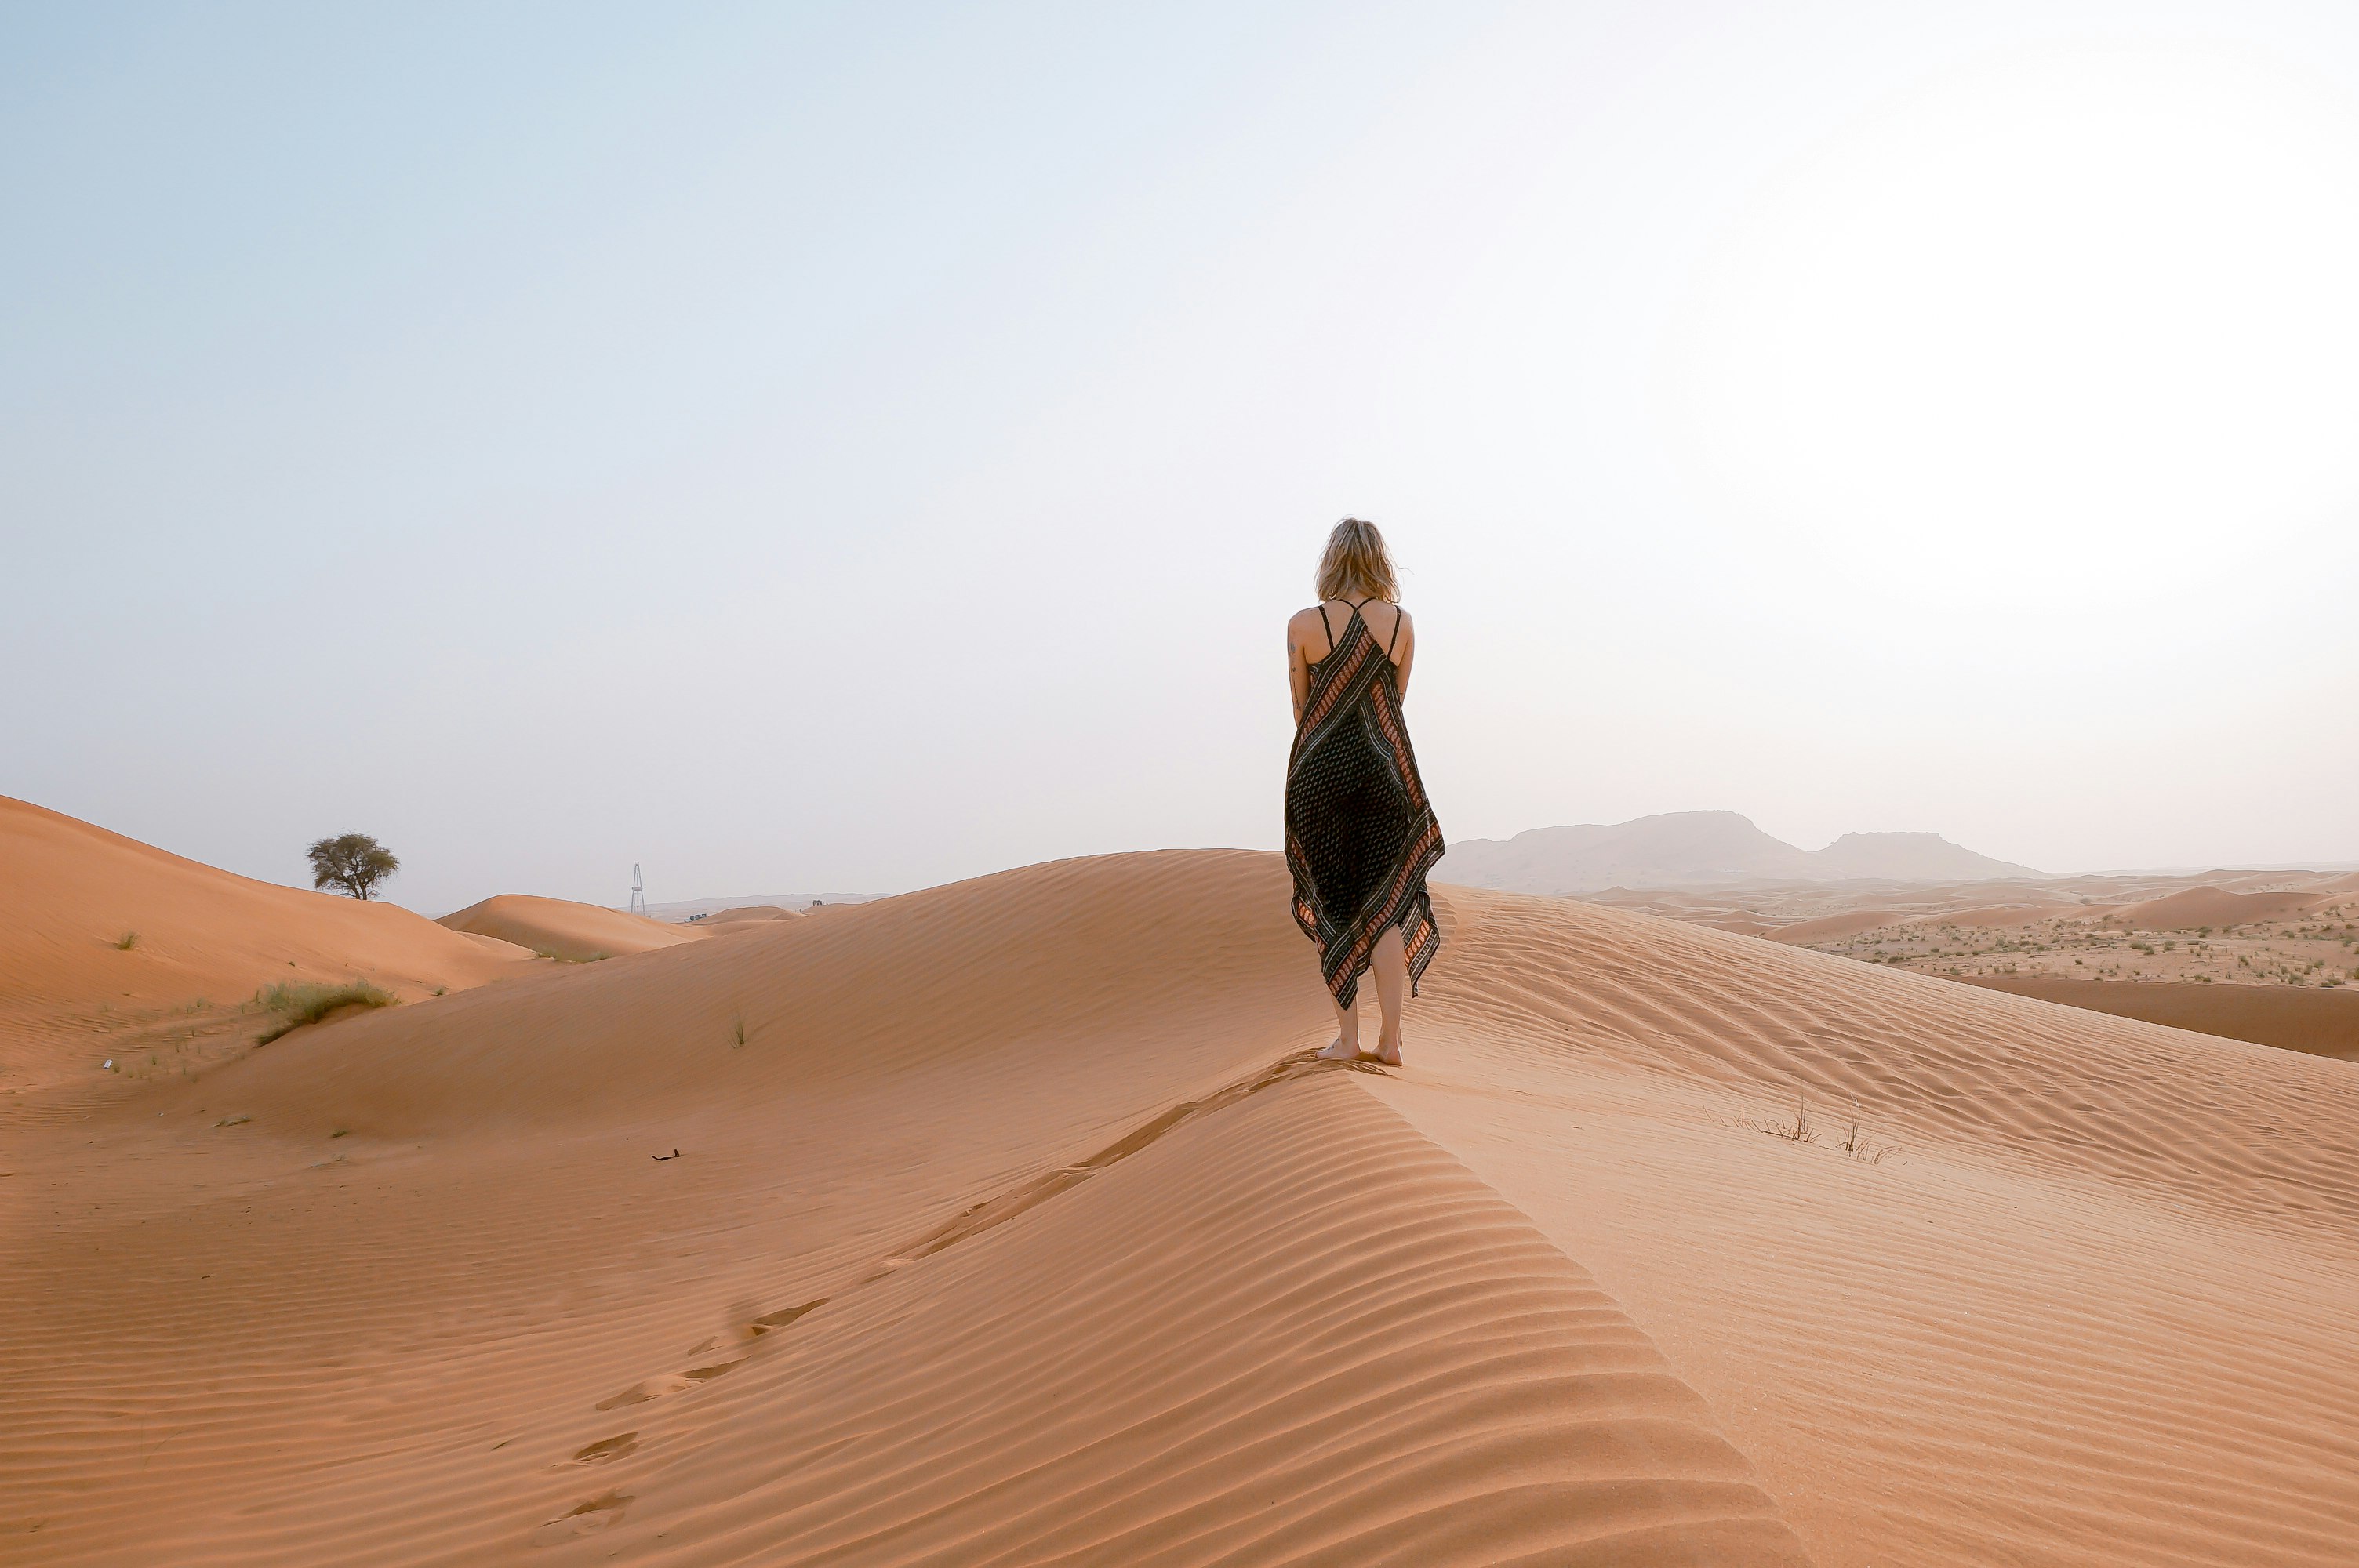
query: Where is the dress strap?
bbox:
[1317,601,1341,658]
[1386,606,1405,658]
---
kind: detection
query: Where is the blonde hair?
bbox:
[1314,517,1399,603]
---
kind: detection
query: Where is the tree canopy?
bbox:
[307,833,399,901]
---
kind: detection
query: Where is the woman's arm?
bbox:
[1391,610,1414,703]
[1288,617,1311,725]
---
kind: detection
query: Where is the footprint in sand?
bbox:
[569,1432,638,1465]
[594,1358,744,1411]
[529,1491,631,1547]
[590,1300,826,1415]
[750,1299,825,1334]
[595,1374,692,1410]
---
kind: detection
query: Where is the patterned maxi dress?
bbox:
[1285,601,1445,1008]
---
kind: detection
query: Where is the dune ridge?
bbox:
[514,1070,1807,1566]
[696,905,801,926]
[2107,885,2336,929]
[7,836,2357,1565]
[1374,884,2359,1566]
[0,795,530,1107]
[437,893,703,962]
[1957,975,2359,1060]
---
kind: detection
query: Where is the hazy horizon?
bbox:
[9,2,2357,915]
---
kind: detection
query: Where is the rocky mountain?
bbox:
[1435,811,2040,894]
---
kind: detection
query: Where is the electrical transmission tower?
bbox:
[630,863,647,919]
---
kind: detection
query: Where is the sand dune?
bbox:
[1769,909,1930,944]
[1592,863,2351,949]
[0,795,532,1105]
[438,892,705,961]
[1959,975,2359,1060]
[2110,885,2335,929]
[456,929,540,960]
[7,838,2357,1565]
[698,905,801,925]
[1906,902,2068,930]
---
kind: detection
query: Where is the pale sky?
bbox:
[6,2,2357,914]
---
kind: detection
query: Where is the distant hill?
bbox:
[640,893,876,920]
[1808,831,2041,882]
[1435,811,2040,894]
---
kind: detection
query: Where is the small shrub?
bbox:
[255,981,396,1044]
[114,931,140,950]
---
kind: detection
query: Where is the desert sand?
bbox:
[692,906,803,927]
[1957,975,2359,1060]
[1582,866,2359,1058]
[0,797,535,1109]
[6,811,2357,1565]
[438,894,709,963]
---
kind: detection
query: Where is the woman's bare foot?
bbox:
[1369,1036,1403,1067]
[1316,1036,1359,1062]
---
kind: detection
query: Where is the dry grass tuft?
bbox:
[255,980,396,1044]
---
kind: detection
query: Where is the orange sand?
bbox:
[0,797,533,1107]
[1958,975,2359,1060]
[438,893,706,961]
[2108,885,2335,930]
[698,906,801,925]
[5,825,2357,1565]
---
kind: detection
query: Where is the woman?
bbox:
[1285,518,1444,1066]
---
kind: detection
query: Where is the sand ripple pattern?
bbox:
[1430,887,2359,1232]
[10,845,2355,1566]
[567,1072,1807,1566]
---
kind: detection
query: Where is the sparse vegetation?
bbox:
[114,930,140,950]
[255,980,397,1044]
[1811,902,2354,988]
[1729,1095,1817,1144]
[1837,1098,1899,1163]
[732,1014,748,1048]
[306,833,399,901]
[1722,1092,1902,1165]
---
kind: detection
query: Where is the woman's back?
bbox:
[1290,601,1414,727]
[1283,520,1441,1049]
[1300,598,1408,668]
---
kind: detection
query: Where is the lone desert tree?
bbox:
[307,833,400,901]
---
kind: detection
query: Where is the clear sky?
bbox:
[7,2,2357,914]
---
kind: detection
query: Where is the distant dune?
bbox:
[1958,975,2359,1061]
[0,794,532,1100]
[6,824,2356,1565]
[642,894,871,920]
[1771,908,1939,944]
[2110,885,2331,930]
[438,893,704,962]
[1437,809,2040,893]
